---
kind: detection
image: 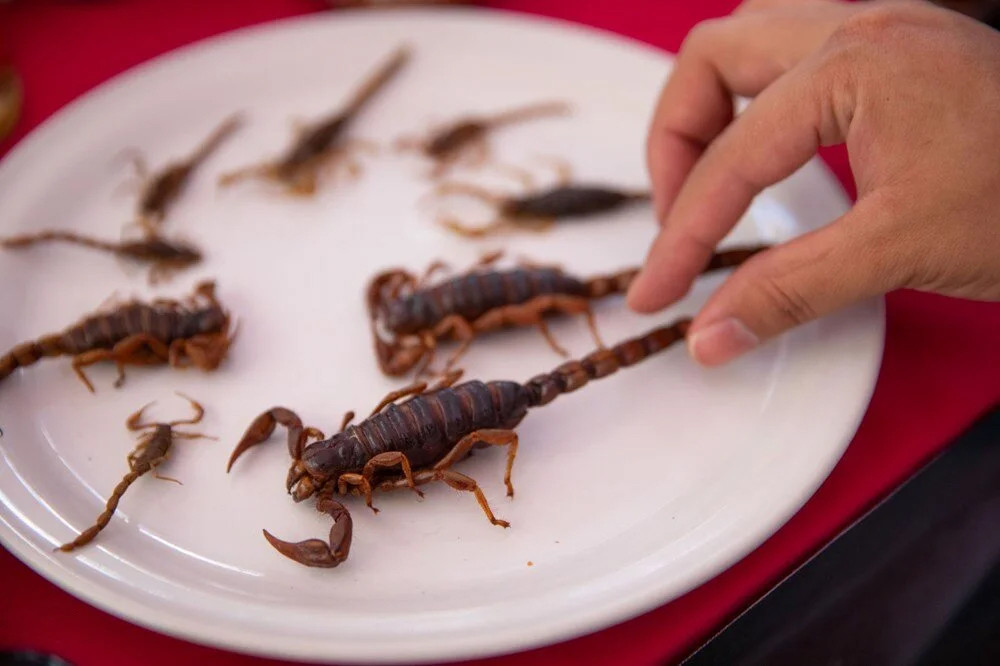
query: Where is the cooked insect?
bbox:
[368,246,766,377]
[435,181,651,237]
[1,230,202,284]
[396,101,569,178]
[219,46,410,196]
[124,113,242,232]
[227,319,691,568]
[0,281,234,392]
[57,394,212,552]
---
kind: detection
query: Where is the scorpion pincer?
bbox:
[226,318,691,568]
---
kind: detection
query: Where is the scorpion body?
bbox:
[128,113,243,232]
[397,101,569,179]
[368,246,767,376]
[58,394,210,552]
[228,319,691,568]
[0,281,233,392]
[1,230,202,284]
[219,46,409,195]
[436,181,650,237]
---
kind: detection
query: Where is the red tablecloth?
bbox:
[2,1,999,665]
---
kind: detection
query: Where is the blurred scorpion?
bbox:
[395,100,569,179]
[122,113,243,233]
[0,281,234,392]
[219,46,410,195]
[367,246,768,377]
[227,318,692,568]
[1,230,202,284]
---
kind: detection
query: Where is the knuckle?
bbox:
[755,269,819,328]
[829,2,923,47]
[681,18,726,54]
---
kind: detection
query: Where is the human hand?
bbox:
[628,0,1000,365]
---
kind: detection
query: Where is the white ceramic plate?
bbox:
[0,8,882,664]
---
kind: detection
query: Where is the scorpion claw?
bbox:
[262,530,348,569]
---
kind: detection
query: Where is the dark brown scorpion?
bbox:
[368,246,767,377]
[1,230,202,284]
[58,393,212,552]
[0,280,234,392]
[219,46,409,195]
[227,318,692,568]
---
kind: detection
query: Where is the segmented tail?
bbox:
[489,101,570,127]
[57,470,141,552]
[343,45,411,117]
[583,245,771,299]
[2,230,119,255]
[524,318,691,408]
[0,334,64,383]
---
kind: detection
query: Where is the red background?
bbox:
[2,1,999,665]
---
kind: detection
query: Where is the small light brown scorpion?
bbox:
[396,100,569,179]
[227,319,691,568]
[57,393,212,552]
[219,46,410,196]
[0,281,234,392]
[1,230,202,284]
[368,246,767,377]
[123,113,242,233]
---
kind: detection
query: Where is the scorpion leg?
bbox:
[367,380,431,416]
[473,294,604,355]
[434,470,510,528]
[433,429,519,497]
[428,315,476,373]
[337,474,378,513]
[227,408,325,472]
[263,495,352,568]
[339,411,355,432]
[71,333,171,393]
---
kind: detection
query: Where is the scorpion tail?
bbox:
[0,335,63,383]
[262,498,353,568]
[582,245,770,301]
[523,318,692,408]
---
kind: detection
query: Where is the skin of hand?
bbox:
[628,0,1000,366]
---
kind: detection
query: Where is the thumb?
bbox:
[687,200,901,366]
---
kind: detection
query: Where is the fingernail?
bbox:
[687,317,759,366]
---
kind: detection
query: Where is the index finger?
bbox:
[647,2,857,221]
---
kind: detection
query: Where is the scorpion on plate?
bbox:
[367,246,767,377]
[1,230,202,284]
[122,113,243,233]
[395,100,569,179]
[0,280,234,392]
[57,393,212,552]
[219,46,409,196]
[227,318,692,568]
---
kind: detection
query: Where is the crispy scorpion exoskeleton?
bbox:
[57,393,212,552]
[219,46,410,196]
[367,246,768,377]
[1,230,202,284]
[0,281,235,392]
[226,319,692,568]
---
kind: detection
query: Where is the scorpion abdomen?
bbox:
[302,380,532,477]
[384,267,588,334]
